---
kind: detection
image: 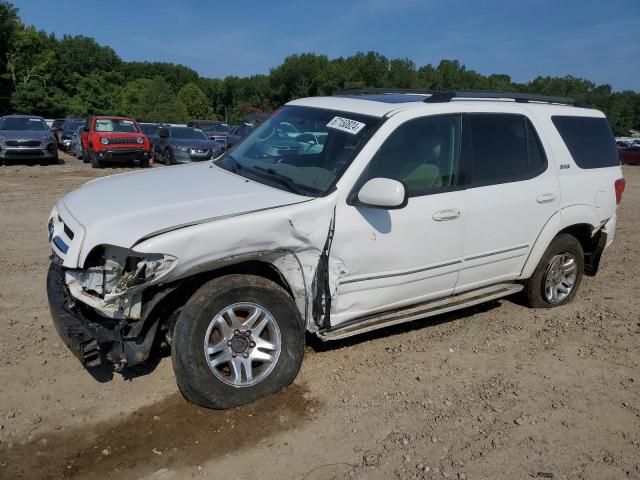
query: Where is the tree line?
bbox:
[1,1,639,134]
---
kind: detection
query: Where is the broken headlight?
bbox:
[112,252,178,293]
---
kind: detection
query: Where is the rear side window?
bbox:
[551,116,619,169]
[465,114,547,186]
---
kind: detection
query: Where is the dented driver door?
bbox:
[328,114,467,328]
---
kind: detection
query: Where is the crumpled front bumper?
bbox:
[47,262,106,368]
[47,262,154,371]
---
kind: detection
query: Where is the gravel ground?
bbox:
[0,153,638,480]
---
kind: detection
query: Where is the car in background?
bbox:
[50,118,65,145]
[187,120,232,150]
[59,118,85,151]
[155,126,222,165]
[140,123,162,159]
[81,116,151,168]
[70,126,83,159]
[619,144,640,165]
[0,114,59,165]
[227,122,254,147]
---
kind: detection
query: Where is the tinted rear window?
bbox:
[552,116,619,169]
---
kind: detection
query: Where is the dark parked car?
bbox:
[155,126,222,165]
[619,144,640,165]
[0,115,58,164]
[227,122,254,147]
[59,118,85,151]
[70,126,83,159]
[140,123,162,157]
[187,120,233,150]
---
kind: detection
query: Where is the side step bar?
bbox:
[319,283,523,341]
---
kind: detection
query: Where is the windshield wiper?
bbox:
[251,165,306,195]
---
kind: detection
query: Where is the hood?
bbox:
[60,162,309,264]
[169,138,217,149]
[0,130,54,141]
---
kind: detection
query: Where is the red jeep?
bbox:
[81,116,151,168]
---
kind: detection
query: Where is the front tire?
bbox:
[164,148,175,165]
[89,148,103,168]
[172,274,304,409]
[524,234,584,308]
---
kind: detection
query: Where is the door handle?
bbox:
[536,193,556,204]
[433,208,461,221]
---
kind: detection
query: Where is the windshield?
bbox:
[0,117,49,131]
[171,127,208,139]
[202,122,231,133]
[218,105,382,196]
[94,119,139,133]
[140,124,160,136]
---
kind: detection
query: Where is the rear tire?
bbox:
[172,274,304,409]
[524,234,584,308]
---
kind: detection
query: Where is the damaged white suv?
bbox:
[47,90,625,408]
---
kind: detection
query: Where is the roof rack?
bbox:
[335,88,588,107]
[423,90,588,107]
[336,88,432,96]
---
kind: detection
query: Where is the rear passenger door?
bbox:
[455,112,559,292]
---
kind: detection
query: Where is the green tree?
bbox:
[177,82,214,119]
[117,77,186,123]
[0,1,21,114]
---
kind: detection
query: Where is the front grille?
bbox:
[6,150,43,157]
[5,140,41,147]
[107,137,140,145]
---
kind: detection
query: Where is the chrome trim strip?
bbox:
[339,259,462,286]
[464,244,529,262]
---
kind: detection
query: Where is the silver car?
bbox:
[0,115,59,164]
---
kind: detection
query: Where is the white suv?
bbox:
[47,90,625,408]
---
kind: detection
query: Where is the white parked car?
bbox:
[47,90,625,408]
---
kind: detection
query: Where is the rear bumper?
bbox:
[96,148,149,162]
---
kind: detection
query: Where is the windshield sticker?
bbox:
[326,116,366,135]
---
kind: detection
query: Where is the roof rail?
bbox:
[336,88,432,96]
[423,90,588,107]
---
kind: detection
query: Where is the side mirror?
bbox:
[356,178,407,209]
[159,128,169,139]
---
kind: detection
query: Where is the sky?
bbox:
[15,0,640,91]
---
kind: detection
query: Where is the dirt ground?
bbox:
[0,152,638,480]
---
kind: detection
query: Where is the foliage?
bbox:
[0,1,638,135]
[177,83,214,120]
[117,77,187,123]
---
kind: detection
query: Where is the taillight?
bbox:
[615,178,625,204]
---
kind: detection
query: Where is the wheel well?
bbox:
[557,223,606,276]
[557,223,596,254]
[141,260,296,351]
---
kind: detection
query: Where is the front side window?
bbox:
[466,113,547,186]
[551,116,619,169]
[219,106,381,196]
[94,119,139,133]
[361,115,462,197]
